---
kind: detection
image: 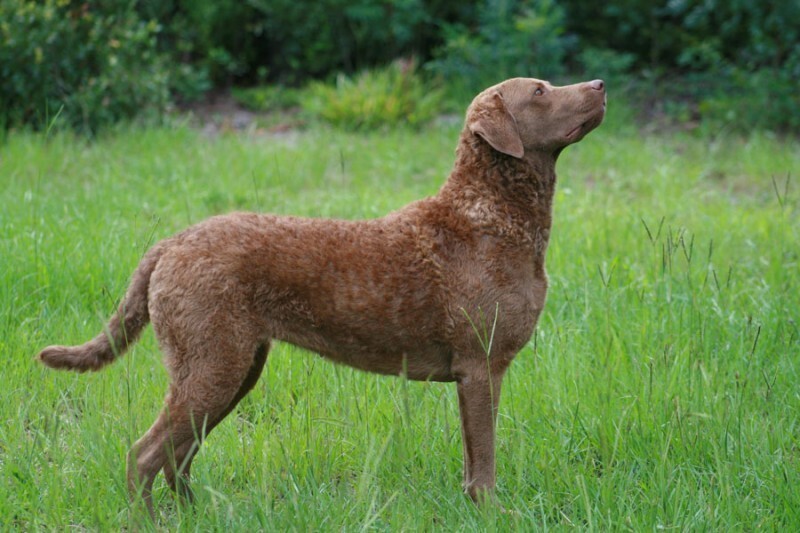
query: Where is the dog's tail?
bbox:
[38,242,168,373]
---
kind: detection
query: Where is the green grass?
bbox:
[1,104,799,529]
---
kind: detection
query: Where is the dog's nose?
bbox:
[589,79,605,91]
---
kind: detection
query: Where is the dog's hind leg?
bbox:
[163,342,270,499]
[127,339,267,518]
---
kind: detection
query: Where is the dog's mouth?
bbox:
[565,101,606,142]
[565,122,585,141]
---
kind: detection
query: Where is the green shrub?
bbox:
[231,86,301,112]
[136,0,259,91]
[300,60,443,130]
[0,0,170,133]
[698,67,800,133]
[136,0,469,87]
[428,0,570,95]
[576,47,636,85]
[561,0,800,72]
[248,0,430,84]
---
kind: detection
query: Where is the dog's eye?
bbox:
[534,88,544,96]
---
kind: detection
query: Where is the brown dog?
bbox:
[39,77,606,515]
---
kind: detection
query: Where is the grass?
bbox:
[1,102,799,530]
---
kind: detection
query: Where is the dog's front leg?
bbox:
[456,366,506,503]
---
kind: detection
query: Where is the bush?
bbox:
[129,0,453,89]
[0,0,170,133]
[231,86,301,112]
[136,0,258,91]
[698,67,800,133]
[576,47,636,85]
[561,0,800,73]
[428,0,570,95]
[248,0,430,84]
[300,60,443,130]
[2,0,797,133]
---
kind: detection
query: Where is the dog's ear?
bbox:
[469,91,524,158]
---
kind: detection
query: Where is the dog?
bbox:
[38,77,606,516]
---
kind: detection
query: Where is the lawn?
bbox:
[1,104,799,529]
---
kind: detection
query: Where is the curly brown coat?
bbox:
[39,77,606,516]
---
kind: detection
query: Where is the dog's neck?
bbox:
[439,134,558,241]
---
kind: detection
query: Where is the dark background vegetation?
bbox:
[1,0,798,134]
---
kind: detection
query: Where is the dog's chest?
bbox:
[444,235,548,358]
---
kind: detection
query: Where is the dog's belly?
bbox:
[287,334,455,381]
[270,283,454,381]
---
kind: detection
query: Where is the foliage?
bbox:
[2,0,799,133]
[575,47,637,86]
[561,0,800,72]
[300,60,443,130]
[698,67,800,133]
[231,86,301,112]
[428,0,570,94]
[146,0,799,87]
[561,1,800,132]
[0,0,170,133]
[233,0,431,84]
[135,0,259,94]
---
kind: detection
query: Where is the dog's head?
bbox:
[466,77,606,159]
